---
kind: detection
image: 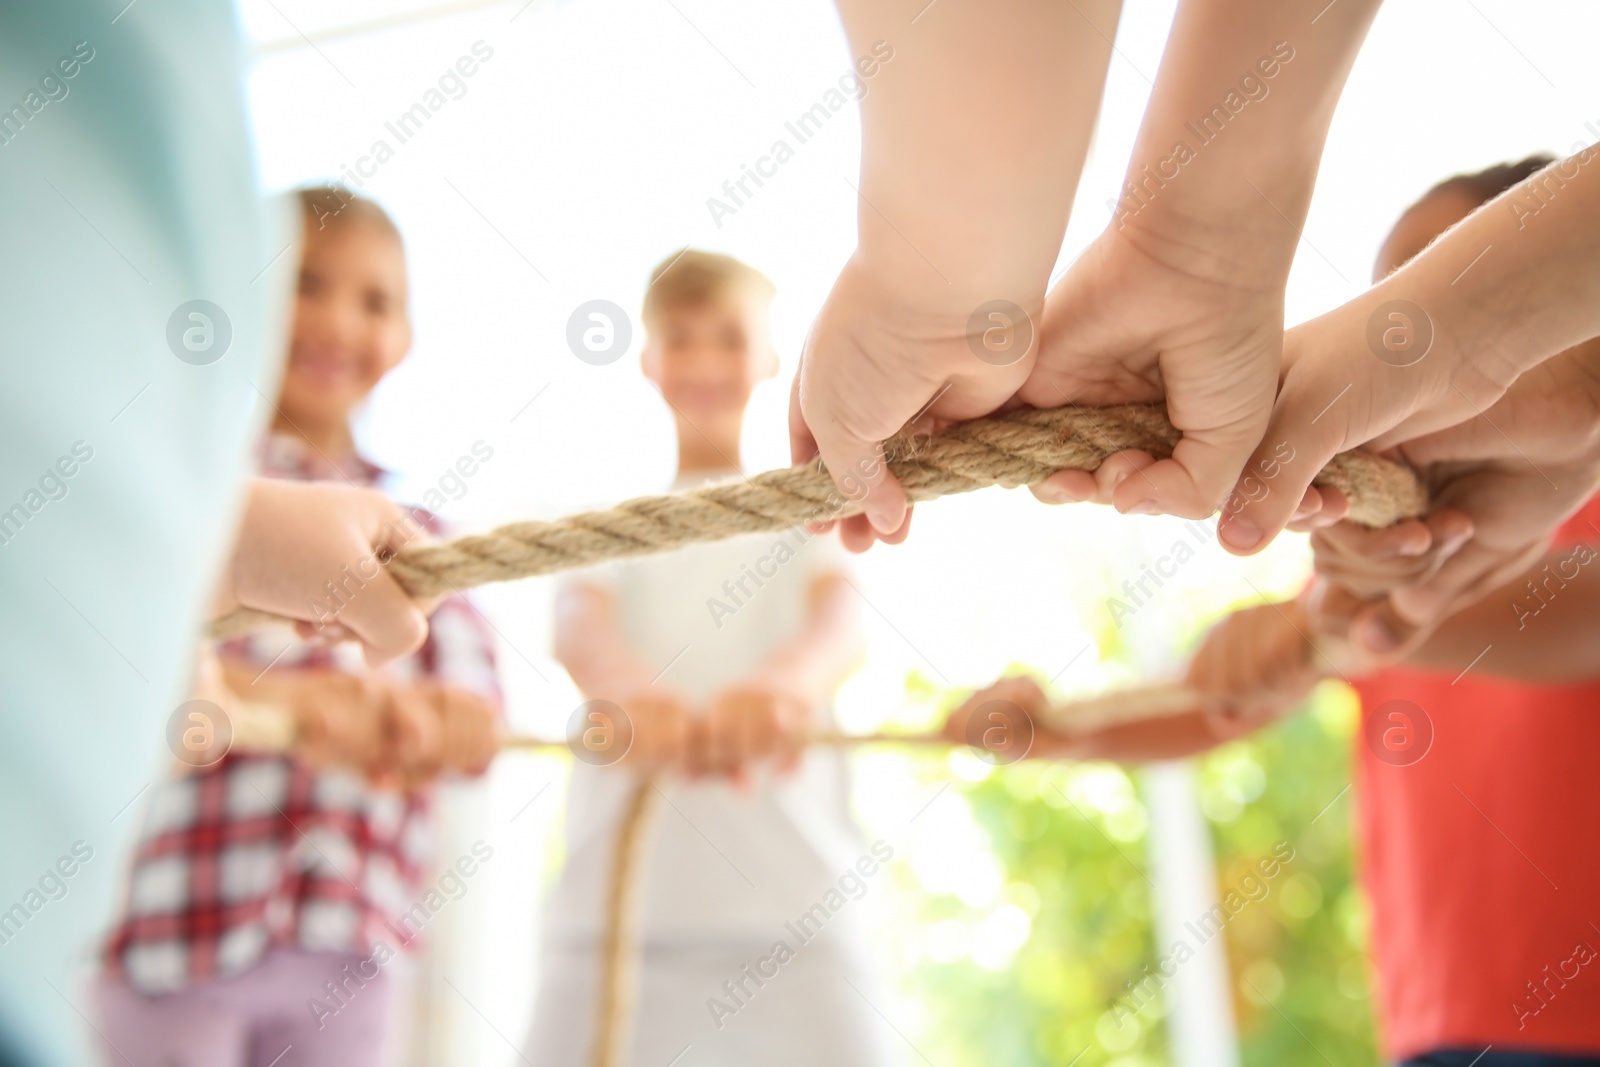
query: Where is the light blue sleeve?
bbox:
[0,3,291,1064]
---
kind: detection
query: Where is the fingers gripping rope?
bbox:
[210,404,1425,639]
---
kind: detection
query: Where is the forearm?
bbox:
[1118,0,1381,279]
[752,575,862,707]
[838,0,1117,304]
[553,586,655,699]
[1403,544,1600,683]
[1052,709,1253,762]
[1356,147,1600,400]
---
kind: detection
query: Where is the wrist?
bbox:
[1114,0,1379,266]
[1353,269,1526,404]
[1110,193,1304,291]
[848,235,1048,320]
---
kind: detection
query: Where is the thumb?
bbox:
[1114,414,1267,521]
[342,498,431,667]
[814,423,906,536]
[1219,368,1356,555]
[345,570,430,669]
[1111,350,1278,520]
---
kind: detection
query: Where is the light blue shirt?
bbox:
[0,3,288,1063]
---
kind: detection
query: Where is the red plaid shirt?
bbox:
[104,434,502,994]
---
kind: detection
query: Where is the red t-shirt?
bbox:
[1353,496,1600,1060]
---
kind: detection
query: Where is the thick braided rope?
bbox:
[578,682,1221,1067]
[592,777,660,1067]
[210,404,1426,637]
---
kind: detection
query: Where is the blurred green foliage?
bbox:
[890,678,1379,1067]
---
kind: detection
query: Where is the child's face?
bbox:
[281,219,412,428]
[642,295,776,422]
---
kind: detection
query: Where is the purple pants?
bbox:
[94,948,395,1067]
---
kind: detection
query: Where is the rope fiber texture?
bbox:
[211,403,1426,638]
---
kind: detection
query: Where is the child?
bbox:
[949,158,1600,1066]
[92,188,503,1067]
[523,251,894,1067]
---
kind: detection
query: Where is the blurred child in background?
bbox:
[523,250,894,1067]
[949,157,1600,1066]
[93,188,503,1067]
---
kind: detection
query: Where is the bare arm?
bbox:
[1020,0,1382,519]
[1306,341,1600,652]
[216,658,457,784]
[1228,145,1600,549]
[1046,708,1261,763]
[1044,549,1600,761]
[793,0,1119,541]
[838,0,1114,305]
[554,581,695,771]
[942,673,1275,763]
[749,572,864,709]
[1397,544,1600,683]
[553,582,655,700]
[1115,0,1383,279]
[697,571,866,776]
[1031,521,1600,765]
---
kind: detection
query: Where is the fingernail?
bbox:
[1220,515,1263,551]
[1036,483,1082,505]
[870,502,908,531]
[1123,499,1160,516]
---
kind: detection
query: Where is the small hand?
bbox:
[427,684,500,778]
[1309,505,1474,600]
[791,256,1038,551]
[1184,598,1327,725]
[941,675,1077,761]
[289,673,440,790]
[698,682,810,780]
[1021,222,1283,520]
[380,683,446,791]
[1218,291,1519,554]
[220,480,431,666]
[1308,345,1600,654]
[614,689,694,774]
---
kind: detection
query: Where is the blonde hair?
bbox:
[294,184,403,247]
[642,248,774,325]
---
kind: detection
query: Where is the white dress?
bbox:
[523,487,897,1067]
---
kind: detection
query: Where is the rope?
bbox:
[221,680,1224,1067]
[209,404,1426,638]
[224,682,1218,764]
[569,684,1221,1067]
[593,777,660,1067]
